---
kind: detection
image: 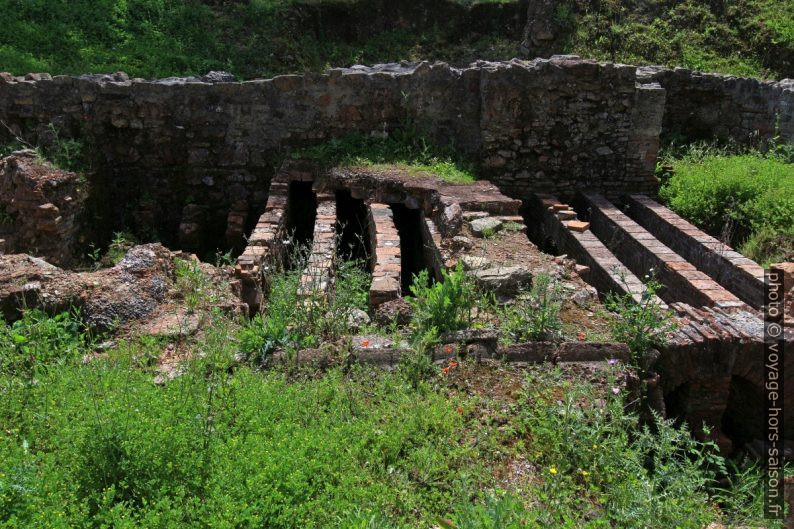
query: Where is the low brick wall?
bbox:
[367,203,402,307]
[235,180,289,310]
[661,303,794,452]
[623,194,765,309]
[298,194,336,298]
[583,193,744,310]
[499,341,631,363]
[422,215,445,280]
[0,152,84,267]
[535,193,660,306]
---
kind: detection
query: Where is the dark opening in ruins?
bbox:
[390,203,429,292]
[520,200,558,255]
[722,375,764,448]
[286,181,318,257]
[662,382,691,427]
[335,190,370,266]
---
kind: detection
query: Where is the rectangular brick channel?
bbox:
[622,194,764,309]
[534,194,663,307]
[582,193,745,310]
[235,179,289,310]
[422,215,445,280]
[298,193,337,298]
[367,203,402,307]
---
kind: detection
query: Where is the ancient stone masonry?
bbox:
[582,193,745,311]
[0,243,242,330]
[298,194,337,298]
[638,66,794,143]
[0,57,666,248]
[2,53,792,457]
[622,194,765,309]
[0,151,85,266]
[533,193,664,307]
[535,189,792,453]
[235,176,290,311]
[367,203,402,307]
[662,304,794,453]
[235,159,530,312]
[478,58,664,199]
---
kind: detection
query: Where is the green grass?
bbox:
[0,307,783,528]
[659,144,794,265]
[292,128,478,184]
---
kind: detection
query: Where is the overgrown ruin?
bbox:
[0,55,792,457]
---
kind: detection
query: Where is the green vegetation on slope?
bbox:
[659,144,794,265]
[1,0,791,79]
[0,306,778,528]
[560,0,794,78]
[0,0,518,80]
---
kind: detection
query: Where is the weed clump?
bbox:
[605,278,674,372]
[498,272,563,342]
[407,264,475,338]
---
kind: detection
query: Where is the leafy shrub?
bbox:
[659,147,794,265]
[238,313,289,365]
[0,314,779,527]
[0,140,25,158]
[499,273,563,342]
[324,259,371,334]
[43,123,85,172]
[605,279,674,370]
[0,308,85,376]
[741,226,794,265]
[408,264,475,337]
[0,360,483,527]
[0,0,518,80]
[710,458,770,525]
[443,493,527,529]
[398,328,439,389]
[564,0,792,78]
[239,251,371,362]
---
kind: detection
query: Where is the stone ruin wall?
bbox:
[0,57,664,250]
[0,56,791,253]
[638,66,794,144]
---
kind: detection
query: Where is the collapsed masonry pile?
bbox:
[0,150,85,266]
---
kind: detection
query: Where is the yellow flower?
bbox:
[592,444,598,449]
[549,466,558,475]
[580,469,589,476]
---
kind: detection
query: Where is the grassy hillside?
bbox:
[562,0,794,78]
[0,0,520,80]
[0,0,791,79]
